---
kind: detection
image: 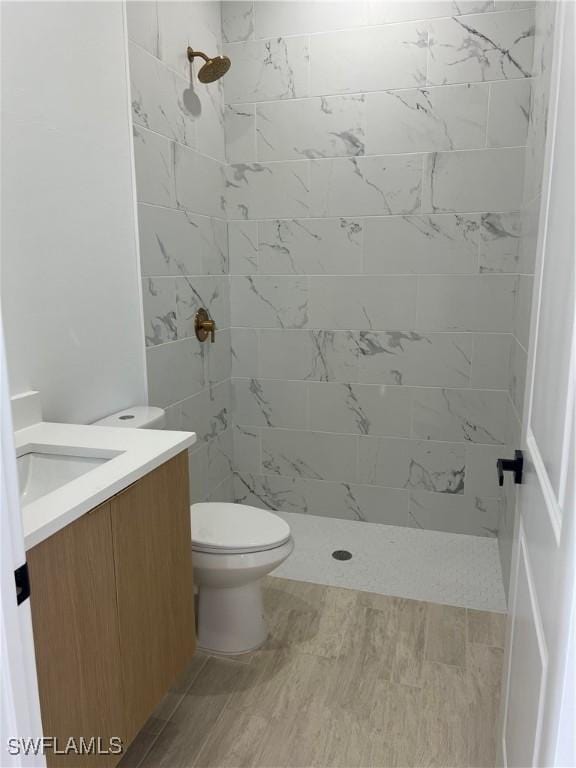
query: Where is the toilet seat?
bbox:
[190,502,291,555]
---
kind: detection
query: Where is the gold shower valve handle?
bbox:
[195,308,216,343]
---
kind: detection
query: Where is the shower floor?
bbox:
[273,512,506,613]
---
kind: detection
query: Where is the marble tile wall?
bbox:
[223,0,539,538]
[128,1,234,503]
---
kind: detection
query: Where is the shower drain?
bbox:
[332,549,352,561]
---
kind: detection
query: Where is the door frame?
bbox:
[0,315,45,766]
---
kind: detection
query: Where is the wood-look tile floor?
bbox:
[119,576,505,768]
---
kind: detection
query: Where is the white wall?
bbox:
[0,1,147,424]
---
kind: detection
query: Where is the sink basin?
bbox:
[18,451,110,507]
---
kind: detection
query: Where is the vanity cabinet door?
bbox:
[27,501,126,767]
[110,451,195,742]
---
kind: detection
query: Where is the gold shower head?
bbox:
[187,47,231,83]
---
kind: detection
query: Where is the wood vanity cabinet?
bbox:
[27,452,195,767]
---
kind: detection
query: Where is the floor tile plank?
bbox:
[467,643,504,768]
[425,604,467,667]
[467,609,506,649]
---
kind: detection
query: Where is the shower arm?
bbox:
[187,47,209,64]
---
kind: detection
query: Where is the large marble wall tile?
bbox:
[259,218,363,275]
[487,79,531,148]
[310,23,428,95]
[259,330,362,382]
[225,161,310,219]
[412,387,509,444]
[495,2,536,10]
[309,331,361,382]
[231,276,308,328]
[233,377,307,428]
[126,1,159,56]
[259,329,315,380]
[519,197,540,274]
[254,2,366,38]
[308,382,412,437]
[180,379,231,444]
[358,331,471,386]
[365,84,488,154]
[157,1,221,79]
[471,334,512,388]
[195,80,227,163]
[225,104,256,163]
[176,275,230,339]
[478,212,522,273]
[358,437,465,492]
[233,424,260,475]
[233,472,414,524]
[188,443,208,503]
[465,443,507,498]
[422,148,525,213]
[209,475,235,503]
[514,274,533,350]
[206,327,232,386]
[309,276,417,330]
[363,214,479,275]
[142,277,177,346]
[206,428,234,494]
[222,1,254,43]
[138,205,227,277]
[129,42,195,148]
[177,389,209,447]
[256,95,365,161]
[427,10,535,85]
[234,472,308,513]
[231,327,259,377]
[417,275,516,332]
[223,37,309,103]
[261,427,359,482]
[133,126,175,207]
[521,1,556,205]
[228,220,258,274]
[366,1,494,25]
[409,490,500,536]
[509,337,527,416]
[507,392,522,447]
[146,338,205,407]
[340,484,413,525]
[174,143,224,218]
[310,155,423,217]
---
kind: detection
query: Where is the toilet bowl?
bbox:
[191,502,293,655]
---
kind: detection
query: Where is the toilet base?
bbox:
[197,580,268,654]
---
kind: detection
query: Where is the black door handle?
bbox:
[497,450,524,487]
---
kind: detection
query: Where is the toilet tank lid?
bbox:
[92,406,165,429]
[191,502,291,552]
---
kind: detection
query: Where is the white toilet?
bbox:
[191,502,293,654]
[93,407,294,655]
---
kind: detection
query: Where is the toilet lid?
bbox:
[190,502,291,553]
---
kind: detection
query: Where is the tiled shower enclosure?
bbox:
[128,1,555,596]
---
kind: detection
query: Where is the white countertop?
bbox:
[15,421,196,550]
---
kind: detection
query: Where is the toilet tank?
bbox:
[92,406,165,429]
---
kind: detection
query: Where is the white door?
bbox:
[499,3,575,767]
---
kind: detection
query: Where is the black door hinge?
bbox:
[14,562,30,605]
[497,449,524,487]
